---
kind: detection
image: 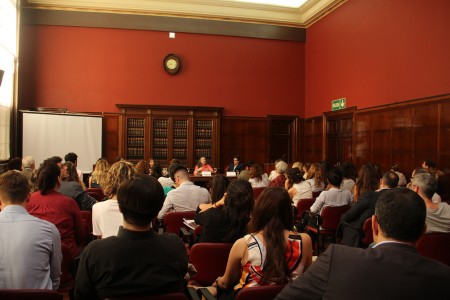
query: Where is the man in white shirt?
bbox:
[411,172,450,233]
[157,165,210,220]
[310,168,352,214]
[0,171,62,290]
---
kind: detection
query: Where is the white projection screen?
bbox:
[22,111,103,173]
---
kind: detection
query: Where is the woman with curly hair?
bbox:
[305,163,326,192]
[195,179,253,243]
[89,158,109,188]
[92,160,136,238]
[135,159,151,175]
[248,163,269,188]
[208,187,312,299]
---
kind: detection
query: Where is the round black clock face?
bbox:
[163,54,181,75]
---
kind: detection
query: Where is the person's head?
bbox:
[62,161,80,182]
[7,157,22,171]
[233,155,241,166]
[327,167,343,187]
[223,179,254,242]
[303,162,311,174]
[198,157,207,166]
[37,162,61,195]
[135,160,150,175]
[291,161,303,170]
[117,174,164,228]
[373,188,426,244]
[151,162,163,179]
[311,163,326,186]
[391,164,400,172]
[149,158,155,168]
[248,187,294,284]
[411,172,437,200]
[305,163,317,180]
[286,167,304,184]
[339,162,356,181]
[0,171,30,207]
[381,171,399,189]
[356,163,379,195]
[64,152,78,166]
[421,159,436,170]
[92,158,109,185]
[173,166,190,186]
[237,170,250,181]
[169,158,180,166]
[22,156,35,170]
[245,160,254,169]
[103,160,136,199]
[210,174,229,204]
[47,156,63,167]
[249,163,263,180]
[275,161,288,175]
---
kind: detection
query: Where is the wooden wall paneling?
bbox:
[353,112,372,168]
[412,103,439,168]
[103,113,119,164]
[439,101,450,172]
[220,117,267,169]
[301,116,323,164]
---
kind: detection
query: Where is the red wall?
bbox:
[305,0,450,117]
[19,25,305,117]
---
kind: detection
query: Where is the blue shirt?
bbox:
[0,205,62,290]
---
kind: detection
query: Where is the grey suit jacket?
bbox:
[275,243,450,300]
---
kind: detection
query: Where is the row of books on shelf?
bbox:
[196,120,212,128]
[195,129,212,138]
[153,128,168,137]
[127,147,144,156]
[195,138,212,147]
[127,118,145,127]
[195,148,211,158]
[173,128,188,137]
[173,148,187,158]
[153,148,168,157]
[173,120,188,128]
[153,119,168,127]
[127,128,145,136]
[127,137,144,146]
[153,138,168,147]
[173,138,187,147]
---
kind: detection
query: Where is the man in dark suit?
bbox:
[228,155,245,173]
[339,171,399,247]
[275,188,450,300]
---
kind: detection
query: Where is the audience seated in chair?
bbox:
[75,174,188,299]
[268,161,287,188]
[275,188,450,300]
[285,168,312,206]
[201,187,312,299]
[89,158,109,188]
[0,171,62,290]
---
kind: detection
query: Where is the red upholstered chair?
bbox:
[306,205,350,254]
[104,292,190,300]
[253,187,266,201]
[188,243,233,286]
[87,188,106,201]
[235,284,286,300]
[59,244,76,296]
[0,289,63,300]
[80,210,94,245]
[163,211,196,235]
[360,217,374,248]
[296,198,315,222]
[416,232,450,266]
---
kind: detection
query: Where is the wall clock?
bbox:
[163,53,181,75]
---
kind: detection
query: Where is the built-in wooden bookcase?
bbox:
[117,105,222,168]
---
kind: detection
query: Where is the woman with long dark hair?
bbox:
[28,162,85,260]
[195,179,253,243]
[209,187,312,299]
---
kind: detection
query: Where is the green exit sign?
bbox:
[332,98,346,111]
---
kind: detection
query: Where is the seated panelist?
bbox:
[194,156,214,176]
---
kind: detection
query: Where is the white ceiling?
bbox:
[24,0,346,28]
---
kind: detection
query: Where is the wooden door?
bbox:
[324,108,355,167]
[267,116,298,163]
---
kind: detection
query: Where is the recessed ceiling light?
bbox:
[233,0,308,8]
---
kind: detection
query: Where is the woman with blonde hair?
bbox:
[92,160,136,238]
[89,158,109,188]
[207,187,312,299]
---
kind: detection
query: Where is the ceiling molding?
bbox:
[24,0,347,28]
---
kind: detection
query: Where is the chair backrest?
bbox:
[296,198,315,221]
[312,191,322,198]
[234,284,286,300]
[163,211,196,234]
[104,292,189,300]
[0,289,63,300]
[60,243,74,284]
[320,205,350,231]
[361,217,373,247]
[416,232,450,266]
[87,188,106,201]
[189,243,233,286]
[253,187,266,201]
